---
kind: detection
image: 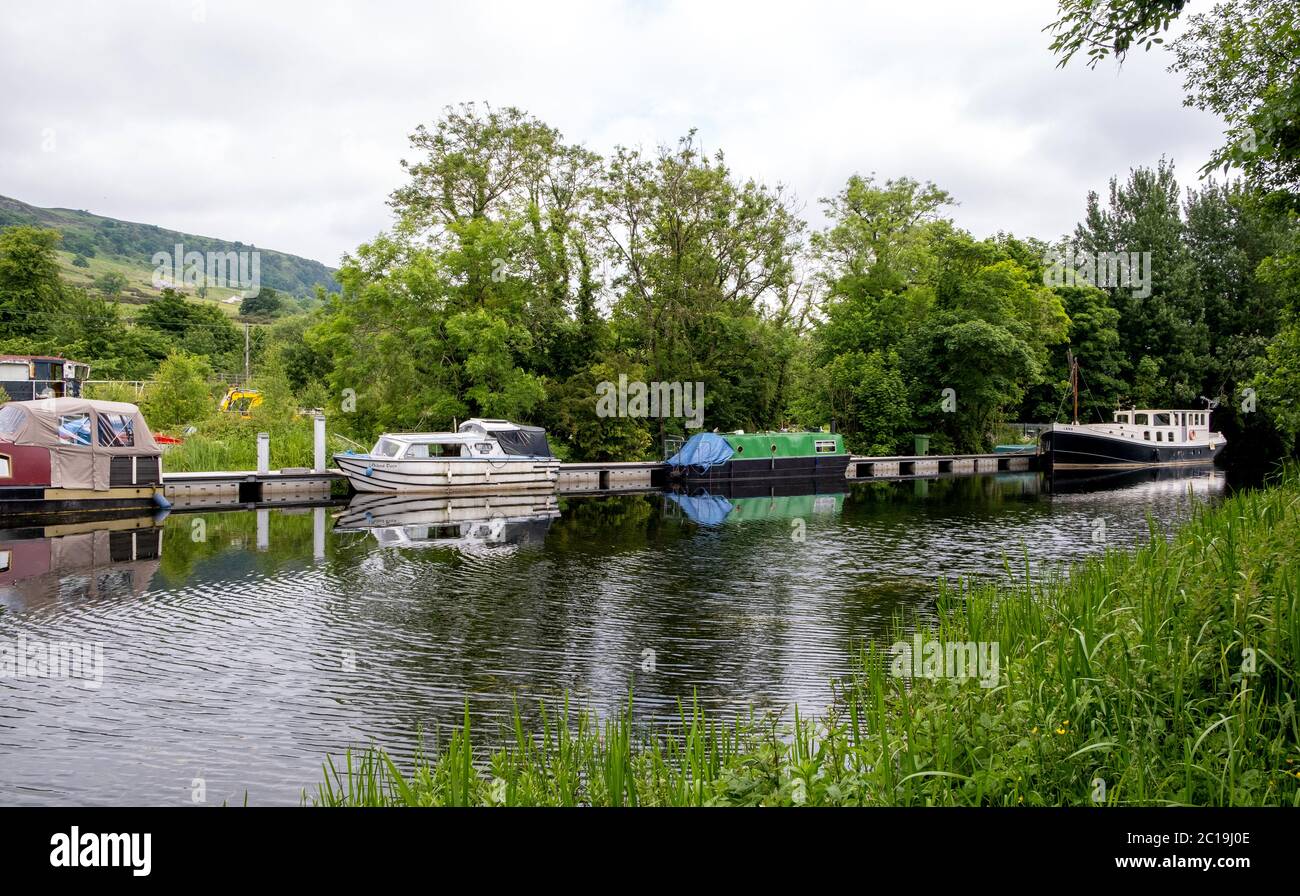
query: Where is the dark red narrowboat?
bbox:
[0,398,166,519]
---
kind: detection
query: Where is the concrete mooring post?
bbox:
[257,432,270,474]
[313,414,326,473]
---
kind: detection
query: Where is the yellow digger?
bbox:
[219,387,263,418]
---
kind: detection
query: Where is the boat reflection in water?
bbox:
[1043,463,1226,496]
[334,492,560,552]
[665,479,846,527]
[0,515,163,612]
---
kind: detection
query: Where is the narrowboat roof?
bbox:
[720,431,845,457]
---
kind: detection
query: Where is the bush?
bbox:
[141,352,216,430]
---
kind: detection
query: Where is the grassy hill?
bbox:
[0,194,338,308]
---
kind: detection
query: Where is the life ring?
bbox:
[1190,430,1196,439]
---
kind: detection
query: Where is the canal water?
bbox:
[0,468,1227,805]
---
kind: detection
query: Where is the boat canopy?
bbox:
[458,419,552,457]
[0,398,160,490]
[665,432,734,471]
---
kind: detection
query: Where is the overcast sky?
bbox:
[0,0,1226,265]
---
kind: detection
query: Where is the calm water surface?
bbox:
[0,468,1228,805]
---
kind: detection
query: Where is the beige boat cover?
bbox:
[0,398,161,491]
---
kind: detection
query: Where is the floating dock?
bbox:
[848,451,1037,480]
[157,451,1038,509]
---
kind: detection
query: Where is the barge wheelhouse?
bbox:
[0,355,91,402]
[0,398,165,518]
[333,418,560,494]
[666,431,851,484]
[1039,408,1226,470]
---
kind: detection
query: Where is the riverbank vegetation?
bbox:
[313,466,1299,807]
[0,1,1297,468]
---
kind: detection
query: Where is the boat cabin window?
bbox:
[1114,412,1131,424]
[1153,413,1170,426]
[1143,431,1151,441]
[373,438,404,458]
[1134,413,1149,425]
[96,413,135,447]
[404,442,463,459]
[57,413,92,446]
[814,439,838,453]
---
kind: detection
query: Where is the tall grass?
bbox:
[312,468,1300,807]
[160,416,353,472]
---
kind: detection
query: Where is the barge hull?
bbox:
[0,486,161,520]
[672,454,852,484]
[1040,429,1224,470]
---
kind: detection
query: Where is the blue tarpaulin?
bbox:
[665,491,734,526]
[665,432,734,471]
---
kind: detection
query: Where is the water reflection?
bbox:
[0,467,1227,805]
[335,493,559,551]
[0,518,162,614]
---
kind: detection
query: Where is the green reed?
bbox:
[312,467,1300,807]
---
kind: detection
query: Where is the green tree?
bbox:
[138,288,243,374]
[239,286,283,320]
[0,226,64,338]
[1073,160,1208,404]
[1047,0,1189,67]
[143,352,216,430]
[1171,0,1300,194]
[598,132,804,436]
[93,271,128,298]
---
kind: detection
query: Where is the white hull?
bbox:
[334,453,559,493]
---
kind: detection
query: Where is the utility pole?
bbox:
[244,323,250,384]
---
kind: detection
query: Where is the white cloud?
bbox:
[0,0,1226,264]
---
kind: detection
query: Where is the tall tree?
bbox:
[0,226,64,338]
[598,132,804,437]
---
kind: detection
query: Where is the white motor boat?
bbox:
[333,419,560,493]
